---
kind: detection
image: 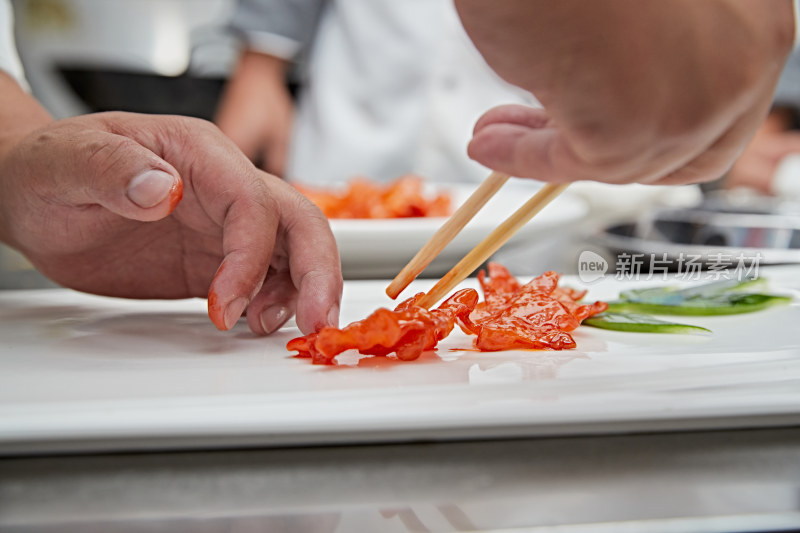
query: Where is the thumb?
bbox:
[468,105,570,181]
[61,129,183,222]
[467,122,559,180]
[122,168,184,220]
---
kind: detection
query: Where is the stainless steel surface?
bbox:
[2,428,800,532]
[596,192,800,269]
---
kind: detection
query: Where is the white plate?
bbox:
[1,267,799,455]
[330,180,587,278]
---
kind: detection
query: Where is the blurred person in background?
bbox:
[215,0,538,185]
[217,0,793,225]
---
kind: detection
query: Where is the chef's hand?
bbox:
[216,50,294,177]
[0,75,341,335]
[455,0,795,186]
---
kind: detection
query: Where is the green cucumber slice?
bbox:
[583,312,711,334]
[607,292,792,316]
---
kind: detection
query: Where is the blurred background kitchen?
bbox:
[3,0,800,289]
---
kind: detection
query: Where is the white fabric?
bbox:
[286,0,539,185]
[0,0,27,88]
[794,0,800,47]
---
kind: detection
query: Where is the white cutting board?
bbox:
[1,267,799,455]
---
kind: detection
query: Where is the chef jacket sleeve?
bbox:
[229,0,326,60]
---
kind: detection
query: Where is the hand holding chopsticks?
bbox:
[386,172,569,308]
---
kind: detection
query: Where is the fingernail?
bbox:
[260,305,290,334]
[127,170,176,208]
[224,297,248,330]
[326,304,340,329]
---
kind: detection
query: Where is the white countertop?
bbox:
[2,267,799,455]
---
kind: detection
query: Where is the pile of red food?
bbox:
[287,263,608,365]
[294,175,451,219]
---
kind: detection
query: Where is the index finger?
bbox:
[279,184,343,334]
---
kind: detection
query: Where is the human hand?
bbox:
[455,0,795,186]
[216,51,294,177]
[0,111,341,335]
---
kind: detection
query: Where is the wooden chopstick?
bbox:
[414,182,569,310]
[386,171,511,299]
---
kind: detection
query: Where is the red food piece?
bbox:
[287,263,608,365]
[461,264,607,351]
[287,288,479,365]
[294,175,451,219]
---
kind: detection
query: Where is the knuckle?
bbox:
[84,136,139,176]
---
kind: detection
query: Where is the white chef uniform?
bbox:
[232,0,539,185]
